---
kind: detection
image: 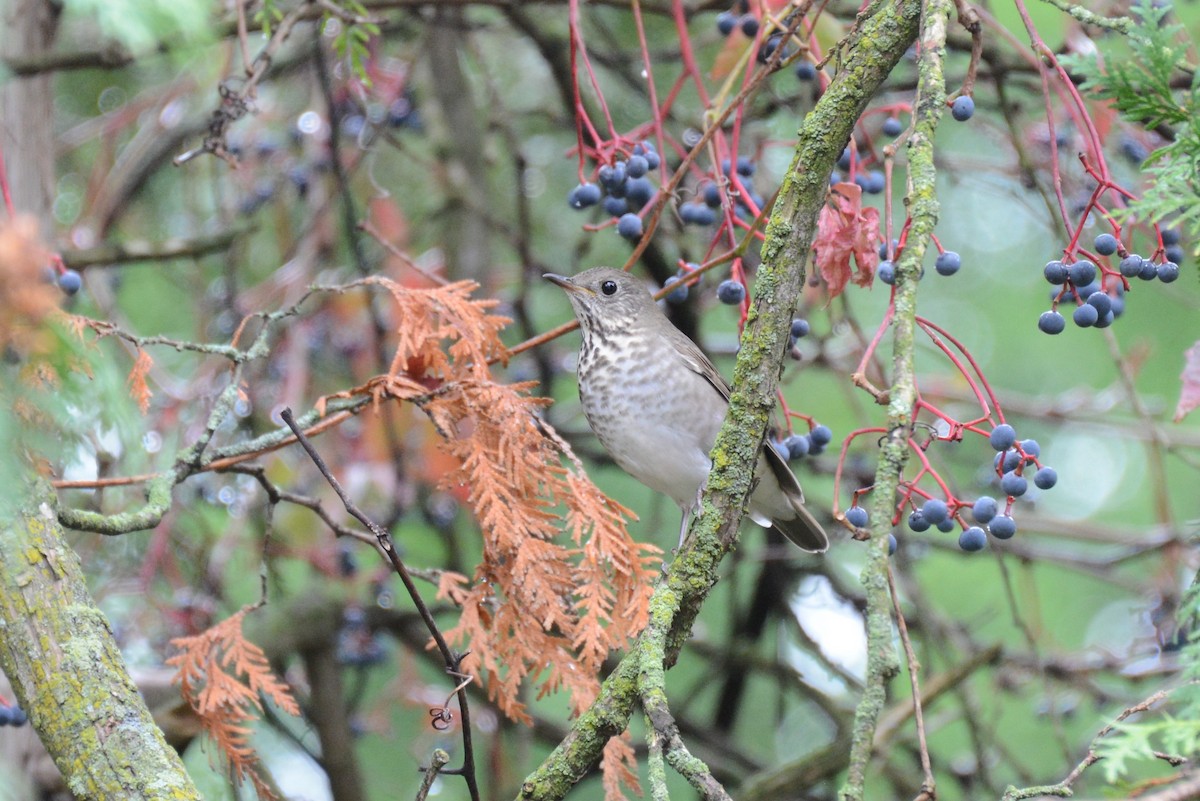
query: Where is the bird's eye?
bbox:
[600,280,618,296]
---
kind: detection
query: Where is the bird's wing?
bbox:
[663,325,731,401]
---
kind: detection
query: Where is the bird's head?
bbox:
[543,267,658,336]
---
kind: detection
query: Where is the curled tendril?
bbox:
[429,707,455,731]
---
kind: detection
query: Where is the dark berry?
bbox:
[951,96,975,121]
[599,163,624,191]
[989,515,1017,539]
[1158,261,1180,283]
[921,498,949,525]
[58,269,83,295]
[663,276,688,304]
[758,34,784,64]
[626,155,649,178]
[879,238,899,259]
[680,202,716,226]
[882,116,903,136]
[862,170,885,194]
[604,196,629,216]
[1033,466,1058,489]
[959,526,987,551]
[972,496,998,523]
[1165,244,1184,264]
[1044,260,1067,284]
[739,14,759,37]
[888,533,898,555]
[1072,303,1099,327]
[1038,310,1066,335]
[810,424,833,446]
[9,707,26,727]
[785,434,811,460]
[996,449,1022,473]
[717,279,746,305]
[846,506,868,528]
[935,251,961,276]
[877,260,896,285]
[1119,254,1143,277]
[837,147,852,170]
[736,156,756,177]
[1138,258,1159,281]
[908,511,931,532]
[1068,259,1096,286]
[795,61,817,81]
[716,10,737,35]
[1094,233,1118,255]
[1161,227,1181,246]
[1000,471,1028,497]
[1076,281,1101,300]
[702,183,722,208]
[625,177,655,207]
[989,423,1017,451]
[616,213,643,241]
[1019,439,1041,458]
[790,319,811,339]
[568,182,602,209]
[937,517,957,533]
[1094,310,1115,329]
[1086,292,1112,317]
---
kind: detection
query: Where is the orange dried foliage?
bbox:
[127,349,153,414]
[0,216,58,354]
[167,607,300,799]
[325,278,658,795]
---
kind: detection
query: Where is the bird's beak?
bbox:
[543,273,583,293]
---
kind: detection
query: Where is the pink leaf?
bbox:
[1174,341,1200,422]
[813,182,880,299]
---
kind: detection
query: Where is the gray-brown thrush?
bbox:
[545,267,828,552]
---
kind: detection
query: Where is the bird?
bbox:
[544,267,828,553]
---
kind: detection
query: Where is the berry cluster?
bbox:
[0,701,28,727]
[776,423,833,463]
[1038,231,1180,335]
[568,142,662,242]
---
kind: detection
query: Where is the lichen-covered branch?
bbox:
[841,0,949,798]
[0,480,201,800]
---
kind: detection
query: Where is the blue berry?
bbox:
[1076,281,1101,300]
[1161,227,1181,246]
[716,10,737,35]
[739,14,759,37]
[989,515,1017,539]
[1094,310,1115,329]
[837,147,852,170]
[603,196,629,216]
[879,239,899,259]
[643,149,661,170]
[1033,466,1058,489]
[736,156,756,177]
[951,96,975,121]
[865,170,886,194]
[1001,471,1028,497]
[702,183,722,208]
[568,182,602,209]
[626,155,649,178]
[936,517,957,533]
[959,526,987,551]
[1072,303,1099,327]
[1068,259,1096,286]
[810,424,833,446]
[784,433,811,460]
[888,533,898,555]
[757,34,785,64]
[599,163,625,192]
[679,202,715,226]
[625,177,655,207]
[1119,254,1143,277]
[9,707,27,727]
[1044,260,1067,284]
[1138,258,1159,281]
[1038,310,1065,335]
[790,318,811,338]
[663,276,688,304]
[1094,233,1118,255]
[1158,261,1180,283]
[882,116,903,136]
[921,498,949,525]
[795,61,817,81]
[935,251,962,276]
[995,449,1021,473]
[908,511,931,532]
[1086,292,1112,317]
[58,269,83,295]
[877,260,896,285]
[1019,439,1041,458]
[972,496,998,523]
[616,213,643,241]
[989,423,1017,451]
[846,506,868,528]
[717,279,746,305]
[1166,244,1184,264]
